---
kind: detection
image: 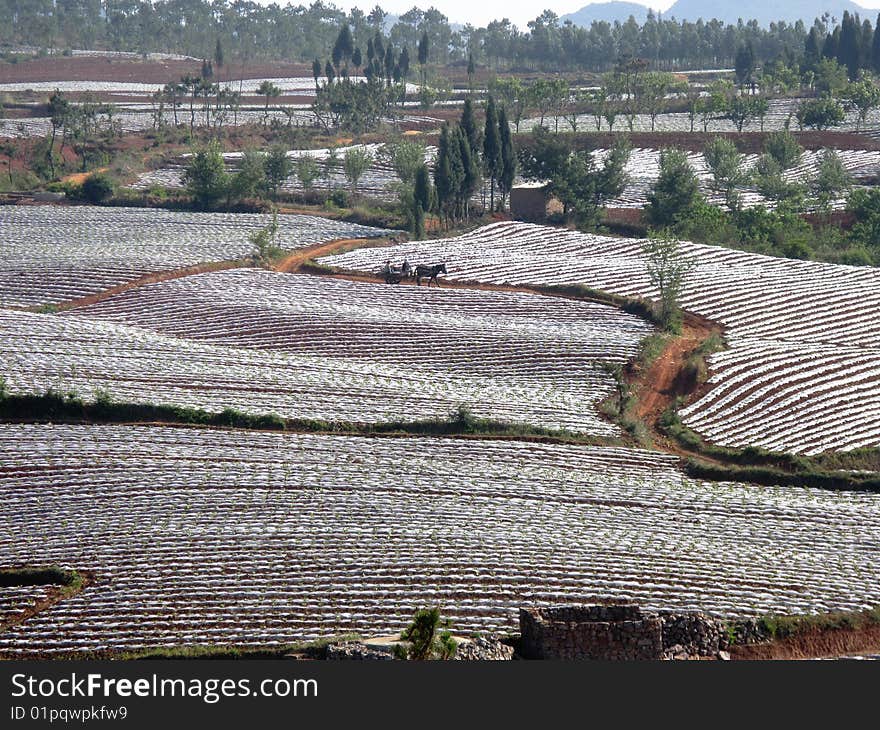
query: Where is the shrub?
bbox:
[329,188,349,207]
[396,608,457,660]
[80,173,114,204]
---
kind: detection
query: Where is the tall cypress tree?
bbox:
[804,27,822,71]
[838,11,861,80]
[460,98,481,160]
[483,95,501,212]
[498,106,516,211]
[434,124,451,227]
[872,14,880,73]
[457,124,479,219]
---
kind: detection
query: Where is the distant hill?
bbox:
[561,0,875,28]
[663,0,870,26]
[561,2,654,26]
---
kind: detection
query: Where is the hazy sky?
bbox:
[282,1,880,31]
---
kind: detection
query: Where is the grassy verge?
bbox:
[660,409,880,491]
[726,605,880,647]
[114,634,361,661]
[755,606,880,641]
[0,389,622,447]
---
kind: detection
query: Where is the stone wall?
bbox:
[519,604,731,660]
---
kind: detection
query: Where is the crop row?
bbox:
[321,221,880,454]
[1,269,650,433]
[2,424,879,654]
[0,206,388,307]
[520,97,880,135]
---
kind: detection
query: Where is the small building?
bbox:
[509,182,563,223]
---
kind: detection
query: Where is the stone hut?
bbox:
[510,182,564,223]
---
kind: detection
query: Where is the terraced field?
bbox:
[322,221,880,454]
[2,424,879,655]
[131,143,430,200]
[0,206,388,307]
[598,147,880,211]
[521,97,880,137]
[1,271,651,433]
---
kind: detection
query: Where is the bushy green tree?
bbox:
[294,155,320,192]
[645,149,700,227]
[703,137,747,211]
[263,145,290,199]
[641,230,696,331]
[844,76,880,130]
[343,146,372,195]
[763,129,803,170]
[81,172,114,203]
[183,141,229,209]
[811,150,852,213]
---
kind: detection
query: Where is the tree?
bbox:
[734,42,756,88]
[312,59,322,91]
[848,187,880,249]
[754,158,806,214]
[796,96,845,130]
[764,129,803,170]
[703,137,747,211]
[80,173,114,204]
[256,81,281,126]
[332,25,354,74]
[645,149,700,227]
[460,98,481,160]
[263,146,290,199]
[498,106,516,210]
[813,58,849,96]
[812,150,852,214]
[343,147,372,195]
[483,95,501,210]
[214,38,224,70]
[489,77,526,132]
[723,95,758,132]
[323,146,339,191]
[294,156,320,193]
[387,138,426,185]
[227,148,266,203]
[249,208,281,264]
[410,163,432,238]
[183,141,229,209]
[638,72,675,131]
[641,230,696,331]
[418,31,430,88]
[46,90,70,177]
[395,608,457,661]
[873,14,880,74]
[844,76,880,131]
[467,53,476,94]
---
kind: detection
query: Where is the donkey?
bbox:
[415,263,447,287]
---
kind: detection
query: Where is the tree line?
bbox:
[4,1,878,73]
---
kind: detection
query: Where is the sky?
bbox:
[281,1,880,32]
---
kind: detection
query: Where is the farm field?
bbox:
[321,221,880,454]
[0,206,388,307]
[520,97,880,138]
[1,271,651,433]
[598,146,880,211]
[2,424,880,656]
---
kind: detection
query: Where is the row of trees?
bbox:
[183,142,377,209]
[431,97,516,229]
[4,2,877,73]
[644,130,872,265]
